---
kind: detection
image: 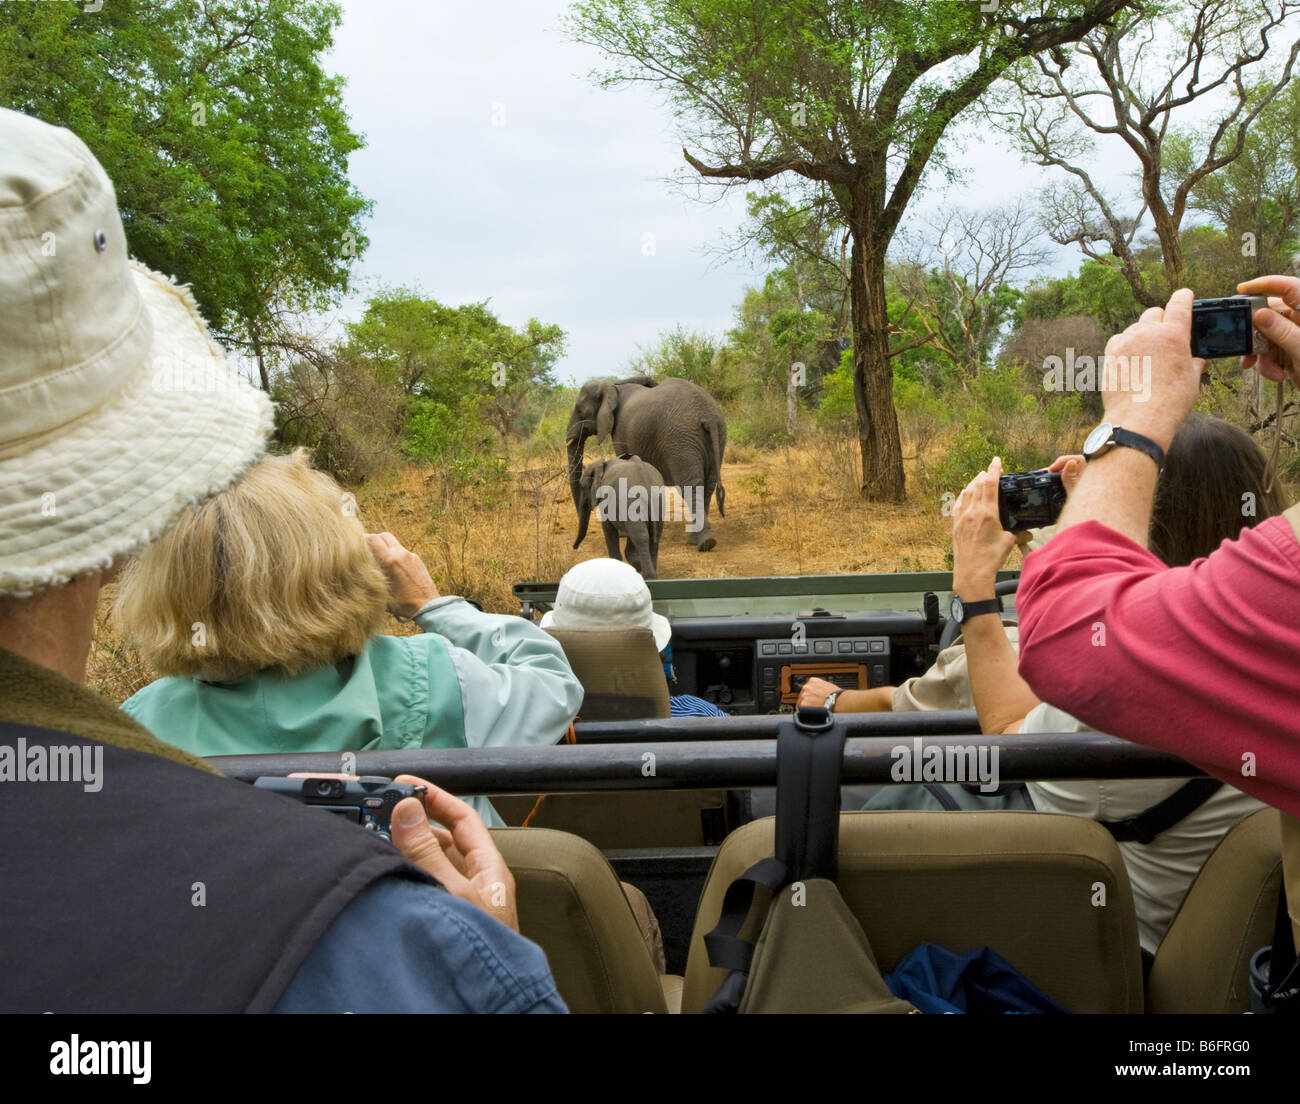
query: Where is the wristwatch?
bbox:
[950,594,1003,626]
[823,690,840,713]
[1083,423,1165,469]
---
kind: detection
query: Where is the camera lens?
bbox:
[313,779,341,797]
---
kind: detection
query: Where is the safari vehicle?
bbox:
[215,569,1285,1015]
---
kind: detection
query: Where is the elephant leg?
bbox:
[603,523,623,561]
[681,478,716,552]
[623,522,655,578]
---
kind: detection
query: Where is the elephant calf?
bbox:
[573,456,665,579]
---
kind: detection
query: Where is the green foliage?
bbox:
[345,289,565,440]
[730,392,794,449]
[1167,78,1300,279]
[1015,259,1142,335]
[274,287,564,482]
[628,326,737,399]
[738,472,774,521]
[0,0,371,358]
[813,352,857,429]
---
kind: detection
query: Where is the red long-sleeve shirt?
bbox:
[1017,515,1300,818]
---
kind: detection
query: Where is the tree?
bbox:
[1014,256,1144,333]
[892,202,1047,378]
[728,189,851,335]
[343,289,566,444]
[995,0,1300,306]
[566,0,1131,500]
[1168,79,1300,279]
[0,0,371,387]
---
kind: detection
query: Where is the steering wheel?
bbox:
[936,576,1019,653]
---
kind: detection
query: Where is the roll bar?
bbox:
[211,727,1201,792]
[570,710,985,743]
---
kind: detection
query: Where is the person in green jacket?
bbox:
[116,449,584,825]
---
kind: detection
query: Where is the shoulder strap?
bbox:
[701,706,844,1013]
[1100,778,1223,844]
[774,706,844,881]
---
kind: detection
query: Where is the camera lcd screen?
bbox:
[1192,304,1250,359]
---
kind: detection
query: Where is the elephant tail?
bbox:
[702,419,725,518]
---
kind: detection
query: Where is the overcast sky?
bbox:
[325,0,1128,384]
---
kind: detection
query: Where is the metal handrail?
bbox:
[569,710,983,743]
[210,729,1201,791]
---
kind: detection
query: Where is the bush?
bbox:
[731,389,794,448]
[813,352,856,431]
[274,349,405,484]
[893,374,951,464]
[928,422,1047,496]
[628,326,742,403]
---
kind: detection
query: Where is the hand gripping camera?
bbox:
[997,469,1066,532]
[253,775,427,840]
[1190,295,1270,360]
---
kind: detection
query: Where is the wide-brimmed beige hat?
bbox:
[540,558,672,651]
[0,108,273,597]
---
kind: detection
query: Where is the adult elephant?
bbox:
[566,377,726,551]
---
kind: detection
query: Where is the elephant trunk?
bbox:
[573,495,592,549]
[566,434,587,514]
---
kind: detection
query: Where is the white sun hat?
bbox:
[540,558,672,651]
[0,108,273,597]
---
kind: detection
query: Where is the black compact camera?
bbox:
[1191,296,1269,359]
[998,469,1066,532]
[253,775,426,840]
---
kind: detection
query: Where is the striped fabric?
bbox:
[669,694,730,718]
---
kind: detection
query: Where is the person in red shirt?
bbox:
[1013,276,1300,965]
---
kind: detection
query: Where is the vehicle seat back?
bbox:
[1147,807,1283,1013]
[543,627,670,720]
[682,811,1144,1014]
[492,627,734,849]
[492,827,671,1013]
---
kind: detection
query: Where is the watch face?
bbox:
[1084,422,1114,457]
[950,595,964,623]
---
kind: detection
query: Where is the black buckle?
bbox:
[794,704,835,732]
[1106,814,1156,845]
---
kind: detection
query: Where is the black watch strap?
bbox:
[1112,427,1165,467]
[954,596,1002,623]
[1087,426,1165,468]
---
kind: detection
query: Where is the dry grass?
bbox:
[90,424,1296,706]
[86,441,953,703]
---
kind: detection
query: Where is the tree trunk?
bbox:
[786,365,798,437]
[849,229,906,502]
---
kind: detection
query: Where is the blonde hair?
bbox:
[115,449,388,681]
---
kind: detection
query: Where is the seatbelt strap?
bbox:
[701,707,843,1010]
[701,856,788,973]
[774,706,844,882]
[1100,778,1223,844]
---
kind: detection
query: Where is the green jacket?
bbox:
[122,599,584,825]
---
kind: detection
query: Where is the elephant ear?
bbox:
[579,461,600,504]
[596,382,619,439]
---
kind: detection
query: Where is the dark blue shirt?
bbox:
[274,876,567,1013]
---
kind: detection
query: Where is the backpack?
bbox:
[700,706,917,1014]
